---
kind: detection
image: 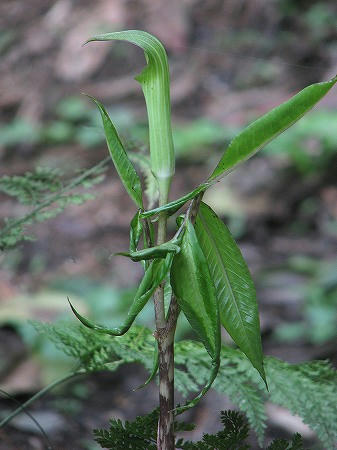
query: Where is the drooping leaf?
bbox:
[69,253,174,336]
[171,219,221,413]
[88,96,143,207]
[86,30,175,186]
[195,202,266,386]
[209,76,337,181]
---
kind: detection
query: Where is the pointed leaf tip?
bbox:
[209,76,337,181]
[195,202,267,386]
[88,96,143,207]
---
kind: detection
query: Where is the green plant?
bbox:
[94,408,304,449]
[0,158,108,250]
[2,323,335,447]
[1,30,336,449]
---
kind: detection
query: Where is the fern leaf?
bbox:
[0,167,63,205]
[175,340,337,449]
[0,159,108,250]
[94,409,158,449]
[265,358,337,449]
[267,433,304,450]
[175,341,266,445]
[32,322,156,374]
[33,321,336,449]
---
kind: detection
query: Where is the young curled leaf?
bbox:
[134,342,159,391]
[129,209,143,253]
[174,358,220,416]
[140,183,208,219]
[117,242,180,262]
[87,96,143,208]
[195,202,266,386]
[69,253,174,336]
[171,219,221,413]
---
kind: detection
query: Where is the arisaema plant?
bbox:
[64,30,336,450]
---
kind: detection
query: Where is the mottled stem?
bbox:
[156,296,179,450]
[153,181,178,449]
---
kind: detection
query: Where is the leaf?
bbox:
[94,408,158,450]
[88,96,143,207]
[118,242,180,262]
[69,254,174,336]
[195,202,266,386]
[86,30,175,183]
[129,209,143,253]
[135,342,159,390]
[267,433,304,450]
[209,75,337,181]
[140,183,208,219]
[171,219,221,413]
[129,152,159,208]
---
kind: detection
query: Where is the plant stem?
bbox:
[153,181,170,329]
[153,178,177,450]
[156,297,179,450]
[0,371,83,429]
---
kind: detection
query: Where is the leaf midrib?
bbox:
[198,210,255,359]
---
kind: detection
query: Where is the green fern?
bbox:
[175,340,337,449]
[94,409,303,450]
[266,433,304,450]
[176,410,250,450]
[33,322,336,448]
[264,358,336,449]
[0,158,108,250]
[175,341,267,445]
[94,408,158,449]
[0,167,63,204]
[32,322,156,373]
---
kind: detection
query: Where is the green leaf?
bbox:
[141,183,208,219]
[129,152,159,208]
[88,96,143,207]
[209,76,337,181]
[171,219,221,413]
[94,408,158,450]
[129,209,143,253]
[118,242,180,262]
[195,202,266,386]
[86,30,175,188]
[69,253,174,336]
[135,342,159,390]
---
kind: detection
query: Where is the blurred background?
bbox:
[0,0,336,448]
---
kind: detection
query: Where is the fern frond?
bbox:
[267,433,303,450]
[175,341,337,449]
[175,341,266,445]
[32,322,156,374]
[95,408,302,450]
[265,358,337,449]
[0,167,63,205]
[0,158,108,250]
[94,409,159,450]
[34,321,336,449]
